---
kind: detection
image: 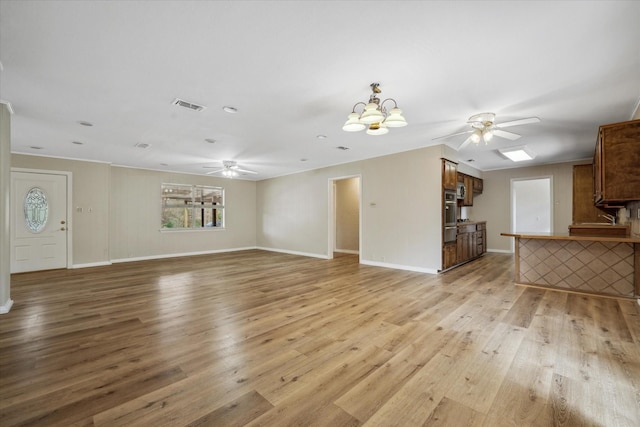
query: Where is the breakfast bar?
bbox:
[501,232,640,298]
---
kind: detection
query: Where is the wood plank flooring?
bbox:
[1,250,639,426]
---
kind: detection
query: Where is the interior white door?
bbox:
[11,171,68,273]
[512,177,552,233]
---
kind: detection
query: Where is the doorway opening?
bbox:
[328,176,361,260]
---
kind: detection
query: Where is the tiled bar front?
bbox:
[501,232,640,298]
[518,238,634,296]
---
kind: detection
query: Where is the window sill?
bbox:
[160,227,226,233]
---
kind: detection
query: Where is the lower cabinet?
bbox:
[443,242,457,270]
[456,222,486,266]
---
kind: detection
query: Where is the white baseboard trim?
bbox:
[334,249,359,255]
[360,259,439,275]
[71,261,113,269]
[0,298,14,314]
[111,247,258,264]
[256,247,330,260]
[487,249,513,254]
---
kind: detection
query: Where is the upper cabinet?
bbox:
[456,172,483,206]
[463,175,474,206]
[593,119,640,206]
[442,159,458,191]
[472,177,483,194]
[573,164,611,223]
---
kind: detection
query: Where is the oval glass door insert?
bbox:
[24,187,49,233]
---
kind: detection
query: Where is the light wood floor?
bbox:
[1,250,639,426]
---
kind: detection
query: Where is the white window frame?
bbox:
[161,183,225,231]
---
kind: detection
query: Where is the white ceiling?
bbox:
[1,1,639,180]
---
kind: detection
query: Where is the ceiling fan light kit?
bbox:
[433,112,540,151]
[343,83,407,135]
[205,160,257,178]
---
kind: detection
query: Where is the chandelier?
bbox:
[342,83,407,135]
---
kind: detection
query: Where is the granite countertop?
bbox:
[457,220,486,225]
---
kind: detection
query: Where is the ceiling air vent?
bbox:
[172,98,206,112]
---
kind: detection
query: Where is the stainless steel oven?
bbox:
[444,190,457,242]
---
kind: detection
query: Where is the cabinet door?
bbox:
[470,231,478,258]
[597,120,640,203]
[463,175,474,206]
[593,135,603,204]
[443,242,457,269]
[573,164,610,223]
[473,177,483,193]
[456,233,465,264]
[442,159,457,191]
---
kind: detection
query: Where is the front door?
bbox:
[11,171,69,273]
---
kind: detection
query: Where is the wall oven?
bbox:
[444,190,457,243]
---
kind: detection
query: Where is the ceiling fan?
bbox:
[433,112,540,150]
[204,160,257,177]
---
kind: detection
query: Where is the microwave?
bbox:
[456,182,466,199]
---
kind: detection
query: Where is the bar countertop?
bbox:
[500,232,640,244]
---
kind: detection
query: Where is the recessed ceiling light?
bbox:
[135,142,151,149]
[160,163,168,166]
[316,135,327,139]
[222,106,238,114]
[30,146,43,150]
[336,146,350,151]
[78,121,93,127]
[72,141,84,145]
[204,138,216,144]
[300,158,308,162]
[466,159,474,162]
[499,146,536,162]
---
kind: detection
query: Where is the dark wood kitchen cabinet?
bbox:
[442,159,458,191]
[573,164,613,223]
[443,242,457,270]
[456,172,483,206]
[473,177,483,193]
[593,119,640,206]
[456,221,486,265]
[463,175,474,206]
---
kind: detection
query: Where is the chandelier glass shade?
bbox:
[343,83,407,135]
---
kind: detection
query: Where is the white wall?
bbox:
[10,155,257,264]
[472,161,582,252]
[335,177,359,252]
[109,166,257,260]
[0,104,12,313]
[11,154,111,266]
[257,145,445,273]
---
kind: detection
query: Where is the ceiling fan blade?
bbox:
[457,135,474,150]
[492,129,521,141]
[432,130,472,141]
[235,168,258,175]
[205,169,224,175]
[495,117,540,128]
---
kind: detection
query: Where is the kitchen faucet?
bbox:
[599,213,616,225]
